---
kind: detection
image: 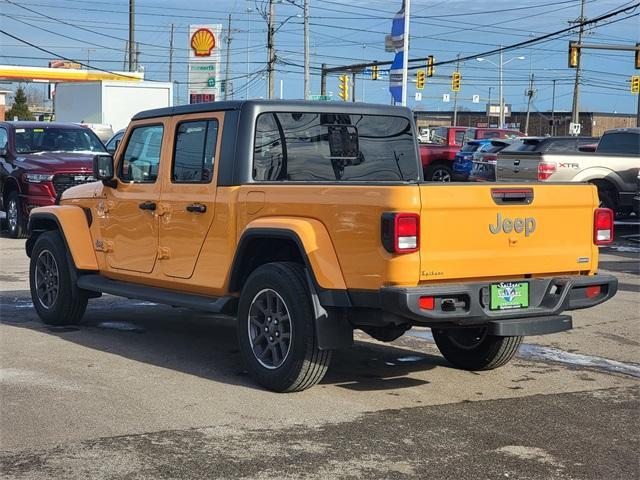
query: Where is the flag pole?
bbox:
[401,0,410,106]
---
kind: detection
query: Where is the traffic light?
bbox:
[416,70,425,90]
[338,75,350,101]
[632,75,640,94]
[372,64,379,81]
[426,55,435,77]
[451,72,461,92]
[568,41,579,68]
[636,43,640,70]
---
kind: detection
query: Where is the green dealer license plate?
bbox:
[490,282,529,310]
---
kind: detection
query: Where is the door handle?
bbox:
[138,201,157,211]
[186,203,207,213]
[514,160,520,166]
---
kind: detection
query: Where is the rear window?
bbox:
[544,139,577,152]
[597,132,640,155]
[431,127,448,145]
[460,143,480,152]
[253,112,419,182]
[502,138,543,153]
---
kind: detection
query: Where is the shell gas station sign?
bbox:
[188,24,222,104]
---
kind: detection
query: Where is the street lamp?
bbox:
[477,49,525,129]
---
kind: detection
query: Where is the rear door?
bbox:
[158,112,222,279]
[418,183,597,282]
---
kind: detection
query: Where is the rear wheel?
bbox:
[29,231,88,325]
[433,327,522,371]
[425,164,453,182]
[237,262,332,392]
[598,188,618,213]
[6,191,27,239]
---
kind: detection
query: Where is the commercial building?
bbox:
[414,110,637,137]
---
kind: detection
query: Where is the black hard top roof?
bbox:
[0,121,87,129]
[132,99,413,121]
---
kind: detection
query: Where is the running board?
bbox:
[77,274,238,314]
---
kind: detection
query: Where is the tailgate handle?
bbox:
[514,160,520,166]
[491,188,534,205]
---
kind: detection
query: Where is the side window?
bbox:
[545,140,575,152]
[119,125,164,183]
[454,130,466,145]
[172,119,218,183]
[0,127,7,150]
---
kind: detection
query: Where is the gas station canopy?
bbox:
[0,65,144,82]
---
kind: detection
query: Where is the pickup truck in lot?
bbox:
[420,126,522,181]
[496,129,639,215]
[25,101,617,392]
[0,122,106,238]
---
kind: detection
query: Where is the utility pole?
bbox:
[168,24,174,83]
[351,72,356,103]
[551,79,557,136]
[499,46,504,129]
[452,54,460,126]
[524,73,535,135]
[303,0,310,99]
[123,41,128,71]
[246,7,252,100]
[320,63,327,96]
[267,0,276,99]
[487,86,492,126]
[135,42,140,71]
[128,0,135,71]
[224,14,232,101]
[570,0,586,132]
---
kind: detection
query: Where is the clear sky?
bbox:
[1,0,638,113]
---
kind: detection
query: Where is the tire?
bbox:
[597,189,618,213]
[362,325,410,342]
[6,191,27,239]
[433,327,522,371]
[237,262,332,392]
[29,231,88,325]
[425,164,453,182]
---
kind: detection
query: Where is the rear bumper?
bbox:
[379,274,617,335]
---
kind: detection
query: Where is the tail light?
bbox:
[537,161,557,180]
[381,212,420,254]
[594,208,614,245]
[484,154,497,163]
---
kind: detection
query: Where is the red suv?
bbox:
[0,122,105,238]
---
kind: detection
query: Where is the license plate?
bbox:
[490,282,529,310]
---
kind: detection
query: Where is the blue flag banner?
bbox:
[389,2,406,104]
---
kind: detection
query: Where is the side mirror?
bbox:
[93,154,117,188]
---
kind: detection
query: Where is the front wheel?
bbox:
[29,231,88,325]
[6,191,27,239]
[424,164,453,182]
[237,262,332,392]
[433,327,522,371]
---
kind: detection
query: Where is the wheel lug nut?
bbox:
[274,320,278,325]
[275,332,280,337]
[264,327,269,332]
[269,336,273,341]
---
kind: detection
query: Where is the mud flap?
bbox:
[306,271,353,350]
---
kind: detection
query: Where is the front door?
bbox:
[102,122,167,274]
[158,113,222,279]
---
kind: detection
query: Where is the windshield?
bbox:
[14,127,106,154]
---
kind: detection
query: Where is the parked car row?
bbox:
[435,126,640,217]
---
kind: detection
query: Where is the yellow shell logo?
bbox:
[191,28,215,56]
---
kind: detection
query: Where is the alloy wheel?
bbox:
[247,288,293,369]
[34,250,60,309]
[7,199,18,232]
[432,169,452,182]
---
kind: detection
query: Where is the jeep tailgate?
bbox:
[418,183,598,282]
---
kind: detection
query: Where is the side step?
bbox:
[77,274,238,314]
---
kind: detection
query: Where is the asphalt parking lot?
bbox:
[1,224,639,480]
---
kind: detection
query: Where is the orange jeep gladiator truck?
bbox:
[26,101,618,392]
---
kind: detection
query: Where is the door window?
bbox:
[172,120,218,183]
[119,125,164,183]
[0,127,7,150]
